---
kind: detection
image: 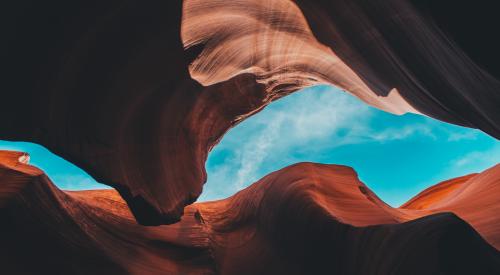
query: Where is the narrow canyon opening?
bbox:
[0,85,498,208]
[0,141,109,191]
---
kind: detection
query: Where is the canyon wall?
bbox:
[1,151,499,274]
[2,1,499,224]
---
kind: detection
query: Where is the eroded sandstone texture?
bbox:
[1,151,499,274]
[1,1,500,273]
[2,1,500,224]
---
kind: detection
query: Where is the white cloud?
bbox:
[452,144,500,169]
[234,114,285,189]
[369,124,436,142]
[447,130,479,141]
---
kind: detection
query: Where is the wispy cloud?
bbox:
[447,130,479,141]
[234,114,285,189]
[369,124,436,142]
[452,144,500,169]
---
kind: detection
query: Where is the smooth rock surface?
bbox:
[2,1,500,223]
[1,151,499,274]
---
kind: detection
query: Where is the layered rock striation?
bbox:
[2,1,500,223]
[1,151,499,274]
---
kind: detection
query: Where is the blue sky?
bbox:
[1,85,499,206]
[0,140,108,190]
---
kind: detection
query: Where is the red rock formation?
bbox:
[2,1,500,224]
[400,174,477,210]
[1,151,499,274]
[0,151,214,274]
[401,165,500,249]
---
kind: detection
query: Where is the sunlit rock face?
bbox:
[2,0,500,224]
[1,151,499,274]
[184,0,500,135]
[400,165,500,249]
[182,0,419,115]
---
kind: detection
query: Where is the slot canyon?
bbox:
[1,1,500,274]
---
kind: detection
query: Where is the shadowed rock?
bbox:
[2,1,500,224]
[1,151,499,274]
